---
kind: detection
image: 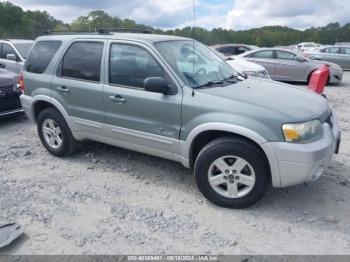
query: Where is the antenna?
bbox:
[191,0,196,97]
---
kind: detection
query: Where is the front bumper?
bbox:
[329,69,343,84]
[20,94,34,121]
[264,111,341,188]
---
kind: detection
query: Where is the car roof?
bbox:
[35,33,190,44]
[240,47,298,56]
[211,44,256,48]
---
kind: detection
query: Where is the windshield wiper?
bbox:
[194,80,225,89]
[223,74,244,82]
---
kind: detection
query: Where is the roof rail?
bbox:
[98,28,152,34]
[43,29,96,35]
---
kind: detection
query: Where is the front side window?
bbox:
[26,41,62,74]
[60,42,104,82]
[109,43,168,88]
[155,40,237,88]
[13,43,33,59]
[250,50,274,59]
[275,51,296,60]
[1,44,18,60]
[342,48,350,55]
[325,47,340,54]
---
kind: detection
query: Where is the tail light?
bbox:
[18,72,25,93]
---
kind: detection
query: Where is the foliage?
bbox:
[1,1,350,46]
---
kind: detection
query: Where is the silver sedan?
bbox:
[308,46,350,70]
[238,48,343,84]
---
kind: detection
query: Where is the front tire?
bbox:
[37,108,78,157]
[194,137,269,208]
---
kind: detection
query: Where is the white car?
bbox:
[226,57,270,79]
[210,47,270,79]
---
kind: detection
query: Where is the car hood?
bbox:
[226,58,266,73]
[311,60,342,71]
[198,77,331,122]
[0,70,17,87]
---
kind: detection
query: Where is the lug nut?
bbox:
[223,176,228,180]
[235,176,240,180]
[230,180,234,184]
[232,170,237,174]
[225,170,230,174]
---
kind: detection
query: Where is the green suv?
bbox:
[20,32,341,208]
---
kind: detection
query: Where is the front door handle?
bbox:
[57,86,70,94]
[109,95,126,104]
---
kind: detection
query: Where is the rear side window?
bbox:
[60,42,104,82]
[249,51,274,59]
[26,41,61,74]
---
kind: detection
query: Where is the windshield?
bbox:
[154,40,238,88]
[13,43,33,59]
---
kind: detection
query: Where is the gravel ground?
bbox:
[0,73,350,255]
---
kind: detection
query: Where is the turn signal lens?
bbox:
[18,73,25,93]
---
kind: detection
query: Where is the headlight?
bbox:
[282,119,323,143]
[242,70,270,79]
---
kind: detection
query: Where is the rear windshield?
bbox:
[13,42,33,59]
[25,41,62,74]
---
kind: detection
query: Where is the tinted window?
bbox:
[60,42,103,82]
[237,46,249,55]
[109,44,168,88]
[1,44,18,60]
[26,41,62,74]
[250,51,274,59]
[276,51,296,60]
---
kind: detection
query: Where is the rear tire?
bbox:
[194,137,269,208]
[37,108,78,157]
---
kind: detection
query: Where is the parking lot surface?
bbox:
[0,73,350,255]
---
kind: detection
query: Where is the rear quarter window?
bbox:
[25,41,62,74]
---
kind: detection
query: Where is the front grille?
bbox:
[0,85,22,113]
[325,112,333,129]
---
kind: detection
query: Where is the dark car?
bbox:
[211,44,259,57]
[0,69,22,117]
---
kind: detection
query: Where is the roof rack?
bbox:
[43,28,152,36]
[98,28,152,34]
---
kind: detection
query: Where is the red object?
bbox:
[308,65,330,94]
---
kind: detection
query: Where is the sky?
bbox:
[8,0,350,30]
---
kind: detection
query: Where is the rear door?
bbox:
[51,40,106,134]
[274,50,307,81]
[0,43,22,74]
[340,47,350,69]
[245,50,276,77]
[102,41,182,158]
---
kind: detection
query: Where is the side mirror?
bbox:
[6,54,17,61]
[296,54,306,62]
[144,77,170,95]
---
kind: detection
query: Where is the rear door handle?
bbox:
[109,95,126,104]
[57,86,70,94]
[0,63,5,69]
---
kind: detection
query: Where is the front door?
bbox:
[0,43,23,74]
[103,41,182,158]
[274,50,307,81]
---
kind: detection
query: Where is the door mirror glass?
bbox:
[144,77,170,95]
[6,54,17,61]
